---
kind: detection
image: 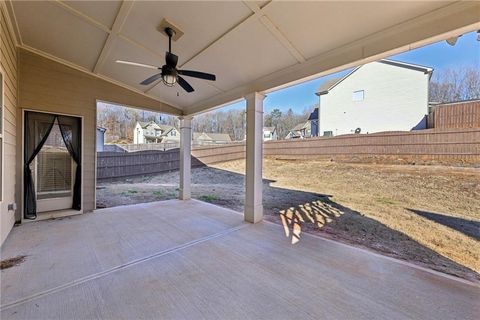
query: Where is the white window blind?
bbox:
[36,124,72,198]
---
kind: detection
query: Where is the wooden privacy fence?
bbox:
[97,144,246,181]
[97,128,479,181]
[264,128,480,162]
[429,100,480,129]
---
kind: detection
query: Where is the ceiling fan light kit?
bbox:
[162,65,177,87]
[116,25,216,93]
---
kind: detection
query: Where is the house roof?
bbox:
[204,133,232,142]
[263,127,276,132]
[315,59,433,96]
[138,121,159,129]
[138,121,177,135]
[291,122,309,131]
[193,132,232,142]
[158,125,176,135]
[316,77,343,95]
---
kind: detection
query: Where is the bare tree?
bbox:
[429,66,480,103]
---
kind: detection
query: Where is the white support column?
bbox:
[244,92,265,223]
[179,116,192,200]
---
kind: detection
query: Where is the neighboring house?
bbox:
[263,127,277,141]
[307,107,319,137]
[96,127,106,152]
[316,59,432,136]
[133,121,180,144]
[286,121,312,139]
[193,132,232,145]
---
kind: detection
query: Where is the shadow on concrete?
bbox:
[407,208,480,241]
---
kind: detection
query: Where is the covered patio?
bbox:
[1,1,479,318]
[1,200,478,319]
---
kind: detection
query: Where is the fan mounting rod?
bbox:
[165,27,176,53]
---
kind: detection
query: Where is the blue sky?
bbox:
[222,31,479,114]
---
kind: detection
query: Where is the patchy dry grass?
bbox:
[212,159,480,281]
[97,159,480,282]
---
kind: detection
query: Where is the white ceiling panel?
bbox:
[121,1,252,66]
[149,77,222,109]
[9,1,477,113]
[263,1,455,59]
[183,19,298,92]
[12,1,108,70]
[62,0,123,29]
[98,38,164,92]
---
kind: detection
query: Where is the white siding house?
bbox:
[133,121,179,144]
[316,60,432,136]
[96,127,106,152]
[263,127,277,141]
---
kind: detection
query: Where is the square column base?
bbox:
[245,204,263,223]
[179,190,190,201]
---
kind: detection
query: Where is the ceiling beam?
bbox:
[185,1,480,115]
[93,1,134,73]
[259,15,306,63]
[243,1,305,63]
[52,0,170,65]
[54,0,111,33]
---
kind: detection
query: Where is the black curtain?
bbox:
[24,112,57,219]
[57,115,82,211]
[24,112,82,219]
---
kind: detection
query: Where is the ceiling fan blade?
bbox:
[166,52,178,68]
[177,76,194,93]
[178,70,216,81]
[116,60,159,70]
[140,73,163,85]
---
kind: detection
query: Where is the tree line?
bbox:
[98,102,313,143]
[429,66,479,103]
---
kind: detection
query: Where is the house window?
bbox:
[323,131,333,137]
[36,150,72,198]
[352,90,364,101]
[35,122,73,200]
[264,133,270,138]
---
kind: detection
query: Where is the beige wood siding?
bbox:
[16,49,181,220]
[1,3,18,245]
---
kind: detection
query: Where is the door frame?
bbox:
[21,109,84,223]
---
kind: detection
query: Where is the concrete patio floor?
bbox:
[1,200,478,319]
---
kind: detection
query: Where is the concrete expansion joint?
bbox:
[0,223,248,311]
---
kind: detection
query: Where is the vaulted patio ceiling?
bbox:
[7,1,480,115]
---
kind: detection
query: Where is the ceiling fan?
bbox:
[116,27,216,93]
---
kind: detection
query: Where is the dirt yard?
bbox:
[96,159,480,282]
